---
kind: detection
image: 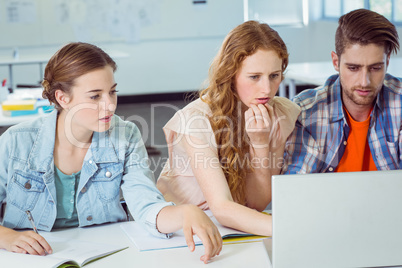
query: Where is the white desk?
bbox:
[0,104,46,127]
[280,56,402,99]
[2,222,272,268]
[0,51,129,90]
[0,55,49,90]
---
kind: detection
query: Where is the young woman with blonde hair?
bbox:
[157,21,301,236]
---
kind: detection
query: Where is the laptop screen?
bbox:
[271,170,402,268]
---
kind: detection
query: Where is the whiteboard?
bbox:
[0,0,245,96]
[0,0,242,48]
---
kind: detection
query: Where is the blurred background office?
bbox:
[2,0,402,95]
[0,0,401,177]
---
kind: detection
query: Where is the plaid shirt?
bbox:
[282,73,402,174]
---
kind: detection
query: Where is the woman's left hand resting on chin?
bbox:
[156,204,222,264]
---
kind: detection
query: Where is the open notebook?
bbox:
[120,210,268,251]
[0,233,127,268]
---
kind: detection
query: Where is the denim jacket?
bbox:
[0,111,173,237]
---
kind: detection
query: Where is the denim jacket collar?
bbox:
[86,122,119,164]
[27,111,119,174]
[28,110,57,173]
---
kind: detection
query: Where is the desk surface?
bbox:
[0,105,45,127]
[286,56,402,86]
[3,222,272,268]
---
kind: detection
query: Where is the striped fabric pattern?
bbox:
[282,73,402,174]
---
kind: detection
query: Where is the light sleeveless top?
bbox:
[157,97,301,210]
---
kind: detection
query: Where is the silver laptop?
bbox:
[269,170,402,268]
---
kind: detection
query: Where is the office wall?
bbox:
[1,1,402,96]
[274,21,337,64]
[0,0,244,95]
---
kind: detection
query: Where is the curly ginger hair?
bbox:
[199,21,288,205]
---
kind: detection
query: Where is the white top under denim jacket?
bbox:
[0,110,173,238]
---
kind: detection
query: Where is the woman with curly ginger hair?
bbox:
[157,21,301,236]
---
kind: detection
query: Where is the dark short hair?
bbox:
[335,9,399,57]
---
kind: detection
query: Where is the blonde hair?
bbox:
[199,21,288,205]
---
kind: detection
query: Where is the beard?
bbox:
[340,79,380,107]
[342,87,378,106]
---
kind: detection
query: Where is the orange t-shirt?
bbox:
[335,108,377,172]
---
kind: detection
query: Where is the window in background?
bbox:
[370,0,392,19]
[396,0,402,21]
[322,0,401,24]
[324,0,341,17]
[244,0,309,26]
[344,0,365,13]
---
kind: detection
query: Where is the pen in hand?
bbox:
[25,210,39,234]
[25,210,51,255]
